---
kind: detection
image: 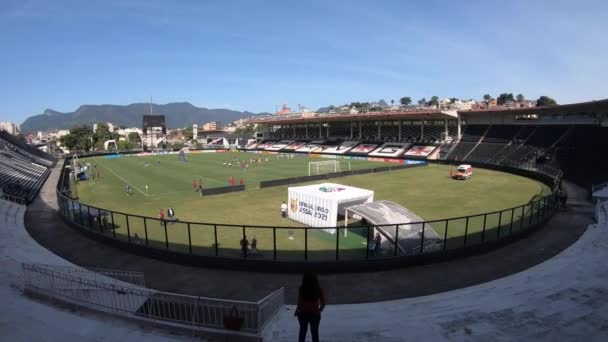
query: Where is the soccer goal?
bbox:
[308,160,351,176]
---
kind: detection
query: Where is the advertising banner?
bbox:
[404,145,437,157]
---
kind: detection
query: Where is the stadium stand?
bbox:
[446,123,608,186]
[0,131,55,203]
[551,126,608,187]
[422,124,444,142]
[328,124,350,139]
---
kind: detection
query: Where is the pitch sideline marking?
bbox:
[195,175,227,186]
[96,161,148,197]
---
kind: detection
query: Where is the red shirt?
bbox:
[159,212,165,219]
[297,288,326,315]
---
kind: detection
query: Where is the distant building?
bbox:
[57,129,70,137]
[93,122,114,133]
[203,121,221,131]
[115,127,143,137]
[276,104,292,115]
[0,121,20,135]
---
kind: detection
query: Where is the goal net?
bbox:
[308,160,351,176]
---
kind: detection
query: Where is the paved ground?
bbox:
[25,164,591,304]
[0,200,198,342]
[265,200,608,341]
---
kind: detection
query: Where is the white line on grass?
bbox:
[195,175,227,186]
[97,162,148,196]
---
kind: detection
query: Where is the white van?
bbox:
[453,164,473,180]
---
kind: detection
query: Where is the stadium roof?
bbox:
[459,99,608,116]
[249,110,453,125]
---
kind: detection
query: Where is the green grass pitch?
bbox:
[72,152,550,259]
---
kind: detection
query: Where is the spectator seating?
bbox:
[423,125,444,142]
[0,134,55,203]
[446,124,608,187]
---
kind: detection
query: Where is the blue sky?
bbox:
[1,0,607,123]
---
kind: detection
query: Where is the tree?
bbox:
[127,132,141,145]
[497,93,515,105]
[117,140,133,150]
[516,94,525,102]
[429,96,439,107]
[59,126,94,151]
[417,98,427,106]
[92,123,119,150]
[536,96,557,107]
[449,97,458,104]
[390,99,395,107]
[399,97,412,106]
[483,94,492,101]
[15,133,27,144]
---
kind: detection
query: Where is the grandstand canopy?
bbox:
[345,200,423,227]
[251,110,454,125]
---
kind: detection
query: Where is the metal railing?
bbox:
[0,192,27,205]
[32,263,147,287]
[55,156,561,265]
[22,263,284,338]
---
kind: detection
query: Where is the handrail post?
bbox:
[463,217,469,247]
[187,223,192,254]
[497,211,502,239]
[97,208,102,232]
[78,203,82,225]
[335,227,340,260]
[214,224,218,256]
[365,226,370,259]
[273,227,277,260]
[443,220,449,250]
[71,200,76,222]
[242,226,247,259]
[87,205,91,229]
[481,214,487,242]
[509,208,514,235]
[304,228,308,261]
[143,217,149,245]
[394,224,399,256]
[163,220,169,250]
[419,222,425,254]
[520,206,525,231]
[126,215,131,242]
[110,211,116,238]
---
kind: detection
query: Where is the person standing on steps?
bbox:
[295,273,325,342]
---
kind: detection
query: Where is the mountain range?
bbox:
[20,102,269,133]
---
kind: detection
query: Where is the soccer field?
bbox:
[73,152,551,259]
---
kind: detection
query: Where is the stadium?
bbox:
[2,98,608,340]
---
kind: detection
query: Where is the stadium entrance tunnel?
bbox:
[53,154,562,274]
[345,200,442,255]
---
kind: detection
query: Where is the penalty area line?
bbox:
[96,162,148,197]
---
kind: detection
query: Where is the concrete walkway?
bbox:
[0,199,196,342]
[264,201,608,341]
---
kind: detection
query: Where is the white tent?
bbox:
[287,183,374,232]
